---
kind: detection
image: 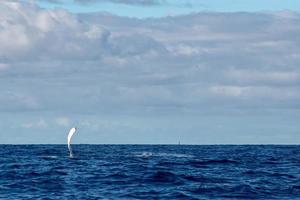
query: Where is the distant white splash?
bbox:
[133,152,194,158]
[42,156,58,159]
[134,152,153,157]
[67,127,76,158]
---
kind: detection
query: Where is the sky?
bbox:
[35,0,300,18]
[0,0,299,144]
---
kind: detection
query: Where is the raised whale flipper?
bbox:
[67,127,76,158]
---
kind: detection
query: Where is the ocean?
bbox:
[0,145,299,199]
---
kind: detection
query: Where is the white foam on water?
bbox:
[48,156,58,158]
[41,156,58,159]
[133,152,193,158]
[134,152,154,157]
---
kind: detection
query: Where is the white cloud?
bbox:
[21,118,47,128]
[0,91,39,111]
[40,0,166,6]
[0,2,299,114]
[169,44,200,56]
[55,117,71,126]
[0,63,9,70]
[209,85,300,100]
[226,70,300,83]
[210,85,247,97]
[0,1,109,61]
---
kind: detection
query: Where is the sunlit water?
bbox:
[0,145,299,199]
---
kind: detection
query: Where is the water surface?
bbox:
[0,145,299,199]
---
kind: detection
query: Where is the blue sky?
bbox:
[35,0,300,18]
[0,1,299,144]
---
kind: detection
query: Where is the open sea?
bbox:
[0,145,299,199]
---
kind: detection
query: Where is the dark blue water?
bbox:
[0,145,299,199]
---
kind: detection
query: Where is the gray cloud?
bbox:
[77,0,165,6]
[38,0,165,6]
[1,2,300,112]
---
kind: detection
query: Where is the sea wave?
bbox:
[0,145,299,199]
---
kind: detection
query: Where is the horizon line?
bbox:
[0,143,299,145]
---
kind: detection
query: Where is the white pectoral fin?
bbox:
[67,127,76,158]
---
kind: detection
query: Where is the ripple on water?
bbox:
[0,145,299,199]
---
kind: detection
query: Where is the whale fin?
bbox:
[67,127,76,158]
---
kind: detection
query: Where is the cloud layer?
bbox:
[1,1,299,143]
[39,0,165,6]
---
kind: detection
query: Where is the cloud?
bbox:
[55,117,71,126]
[38,0,63,4]
[0,1,169,62]
[107,34,167,57]
[38,0,165,6]
[21,118,47,128]
[1,1,300,115]
[209,85,300,100]
[0,63,9,70]
[1,2,300,144]
[0,1,109,61]
[76,0,165,6]
[226,70,300,85]
[0,91,39,111]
